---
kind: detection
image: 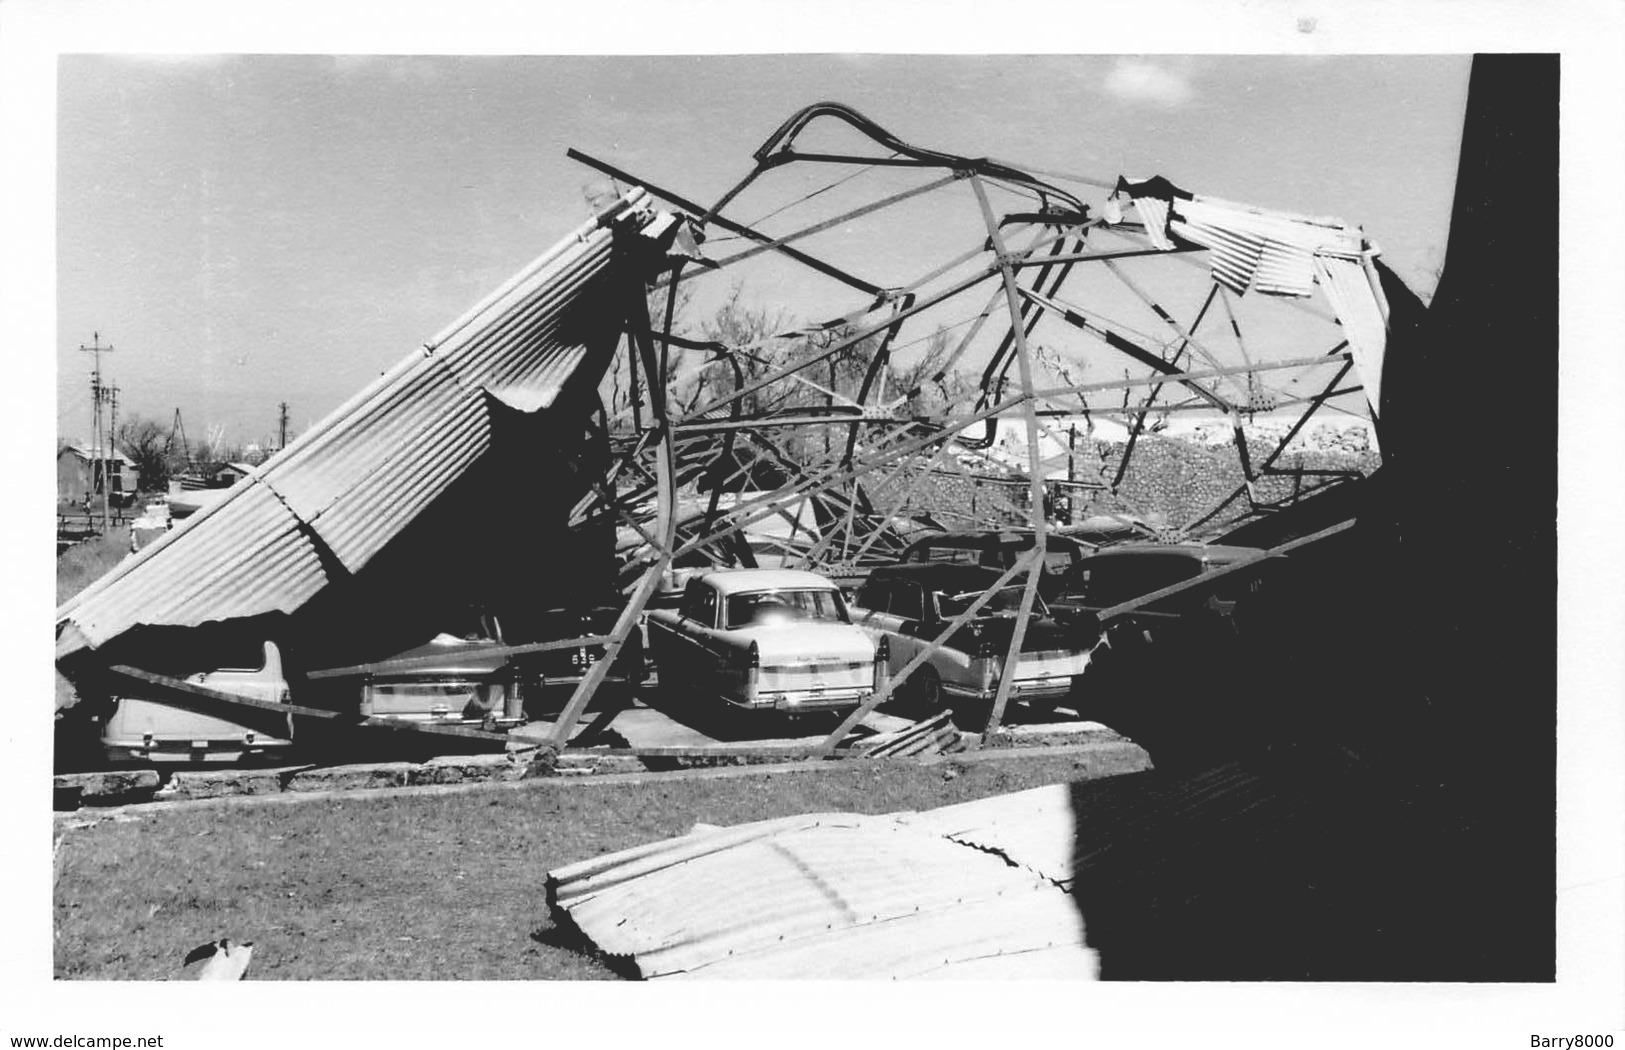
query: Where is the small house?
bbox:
[58,444,140,506]
[214,462,258,487]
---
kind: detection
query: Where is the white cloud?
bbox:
[1103,58,1194,108]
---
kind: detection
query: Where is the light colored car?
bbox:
[647,568,885,713]
[850,564,1091,710]
[100,641,295,764]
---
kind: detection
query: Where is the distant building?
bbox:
[214,462,258,487]
[58,444,139,506]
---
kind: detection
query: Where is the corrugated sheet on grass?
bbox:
[548,805,1098,979]
[900,783,1079,888]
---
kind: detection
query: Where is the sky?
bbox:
[54,53,1473,448]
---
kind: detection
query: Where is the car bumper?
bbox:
[364,712,526,730]
[942,676,1076,702]
[726,688,873,712]
[101,734,294,764]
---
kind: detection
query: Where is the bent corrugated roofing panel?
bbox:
[57,188,663,659]
[901,782,1080,888]
[1113,176,1389,417]
[548,804,1099,980]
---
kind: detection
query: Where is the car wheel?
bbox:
[912,665,944,712]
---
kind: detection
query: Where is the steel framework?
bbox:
[540,102,1389,755]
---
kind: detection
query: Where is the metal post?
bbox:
[548,267,679,750]
[78,333,115,534]
[969,175,1047,743]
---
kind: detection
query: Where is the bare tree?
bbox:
[116,415,171,492]
[601,284,695,429]
[875,325,975,420]
[673,284,794,418]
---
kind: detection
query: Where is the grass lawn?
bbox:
[54,754,1114,980]
[56,524,134,606]
[57,527,137,715]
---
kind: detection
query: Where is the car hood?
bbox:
[730,621,875,664]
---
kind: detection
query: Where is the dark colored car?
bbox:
[1050,542,1288,759]
[897,530,1092,601]
[1055,543,1280,621]
[851,562,1093,711]
[506,604,647,715]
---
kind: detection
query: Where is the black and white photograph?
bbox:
[5,2,1622,1047]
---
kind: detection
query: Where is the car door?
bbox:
[681,582,725,687]
[654,579,717,682]
[853,578,908,677]
[885,580,932,677]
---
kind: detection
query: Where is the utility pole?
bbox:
[1066,422,1077,525]
[77,332,115,533]
[108,382,120,525]
[277,401,289,451]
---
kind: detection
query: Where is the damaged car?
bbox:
[851,563,1092,713]
[99,640,296,765]
[333,611,529,729]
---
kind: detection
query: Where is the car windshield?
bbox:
[725,588,850,629]
[910,544,986,566]
[936,585,1048,619]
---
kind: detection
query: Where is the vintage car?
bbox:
[897,530,1092,601]
[1048,542,1286,752]
[100,640,296,764]
[646,568,884,714]
[850,563,1092,711]
[346,611,528,729]
[503,603,646,714]
[1054,542,1281,623]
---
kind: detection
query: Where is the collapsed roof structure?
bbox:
[56,100,1400,750]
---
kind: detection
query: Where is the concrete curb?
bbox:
[52,738,1151,820]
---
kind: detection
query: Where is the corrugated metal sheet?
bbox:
[57,189,661,658]
[1171,197,1332,298]
[664,886,1095,979]
[548,801,1100,980]
[901,783,1078,888]
[1116,178,1390,417]
[1128,196,1173,250]
[1314,253,1390,414]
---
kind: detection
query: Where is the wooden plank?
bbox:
[109,665,339,720]
[306,635,613,680]
[358,717,514,745]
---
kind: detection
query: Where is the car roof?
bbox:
[864,562,1012,589]
[902,530,1086,551]
[698,568,841,596]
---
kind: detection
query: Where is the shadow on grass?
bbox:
[530,912,636,981]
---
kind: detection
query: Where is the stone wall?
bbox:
[891,436,1381,535]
